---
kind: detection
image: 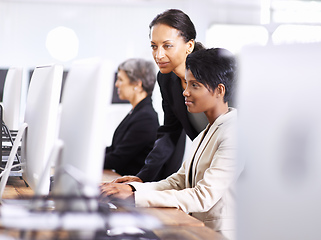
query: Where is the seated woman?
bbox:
[104,58,159,176]
[101,48,242,239]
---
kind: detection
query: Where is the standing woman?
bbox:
[115,9,207,183]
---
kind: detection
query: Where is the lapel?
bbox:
[112,97,150,144]
[189,123,219,186]
[112,112,132,144]
[187,108,236,186]
[160,72,199,140]
[171,74,191,127]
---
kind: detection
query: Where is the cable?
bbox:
[2,121,21,163]
[0,162,25,178]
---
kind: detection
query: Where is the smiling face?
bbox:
[183,69,227,124]
[183,69,216,113]
[150,24,193,78]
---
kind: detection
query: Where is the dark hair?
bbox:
[118,58,156,96]
[186,48,236,103]
[149,9,204,53]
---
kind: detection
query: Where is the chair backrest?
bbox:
[2,67,23,130]
[21,64,63,196]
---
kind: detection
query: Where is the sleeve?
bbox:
[104,112,158,173]
[136,73,185,182]
[131,159,188,191]
[134,127,237,213]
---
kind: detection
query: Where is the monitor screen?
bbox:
[0,69,8,101]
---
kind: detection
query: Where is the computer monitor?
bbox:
[236,42,321,240]
[29,69,69,103]
[1,65,63,197]
[0,69,9,101]
[2,67,24,130]
[20,65,63,196]
[51,58,113,212]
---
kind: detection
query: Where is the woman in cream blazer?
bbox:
[132,108,237,237]
[101,48,242,239]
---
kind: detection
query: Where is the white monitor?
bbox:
[20,65,63,196]
[51,58,112,211]
[236,42,321,240]
[0,64,63,199]
[2,67,23,130]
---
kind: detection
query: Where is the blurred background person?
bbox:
[104,58,159,176]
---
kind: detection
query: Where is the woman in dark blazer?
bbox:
[114,9,207,183]
[104,58,159,176]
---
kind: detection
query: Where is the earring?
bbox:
[134,87,137,90]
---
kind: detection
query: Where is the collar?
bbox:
[129,95,153,115]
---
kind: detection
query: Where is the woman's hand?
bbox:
[112,176,143,183]
[100,182,134,200]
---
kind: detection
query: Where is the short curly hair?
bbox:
[118,58,156,96]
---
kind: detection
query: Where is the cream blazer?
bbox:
[132,108,240,239]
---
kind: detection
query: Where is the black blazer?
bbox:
[104,96,159,176]
[136,72,200,182]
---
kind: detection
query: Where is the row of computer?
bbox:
[0,58,129,237]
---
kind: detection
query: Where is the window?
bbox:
[206,24,269,54]
[272,24,321,44]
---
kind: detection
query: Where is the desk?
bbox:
[0,171,226,240]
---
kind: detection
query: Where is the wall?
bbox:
[0,0,262,68]
[0,0,262,145]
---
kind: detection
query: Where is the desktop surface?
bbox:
[0,170,225,240]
